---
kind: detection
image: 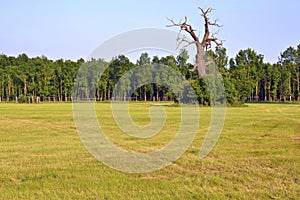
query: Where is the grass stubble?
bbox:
[0,102,299,199]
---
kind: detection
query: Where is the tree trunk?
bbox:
[144,86,147,101]
[156,86,159,101]
[60,79,63,102]
[107,85,111,101]
[103,89,106,101]
[297,73,300,101]
[196,44,206,78]
[24,82,27,96]
[255,83,259,101]
[264,81,267,101]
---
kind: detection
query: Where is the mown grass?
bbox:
[0,102,299,199]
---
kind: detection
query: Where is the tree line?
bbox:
[0,44,299,104]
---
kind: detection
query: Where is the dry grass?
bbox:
[0,102,299,199]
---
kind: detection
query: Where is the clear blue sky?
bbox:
[1,0,299,63]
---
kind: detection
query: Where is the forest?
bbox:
[0,44,299,105]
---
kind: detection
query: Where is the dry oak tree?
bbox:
[167,7,223,78]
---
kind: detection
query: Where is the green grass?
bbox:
[0,102,299,199]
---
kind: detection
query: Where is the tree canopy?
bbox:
[0,44,300,104]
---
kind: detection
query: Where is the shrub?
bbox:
[18,95,28,103]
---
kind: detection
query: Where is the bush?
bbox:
[18,95,28,103]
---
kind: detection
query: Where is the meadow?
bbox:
[0,102,299,199]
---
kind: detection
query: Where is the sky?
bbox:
[0,0,299,64]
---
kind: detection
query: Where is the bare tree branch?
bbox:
[166,17,181,27]
[176,36,196,49]
[208,19,223,27]
[167,17,200,43]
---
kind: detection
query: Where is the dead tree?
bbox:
[167,7,223,78]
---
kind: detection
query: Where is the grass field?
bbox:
[0,102,299,199]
